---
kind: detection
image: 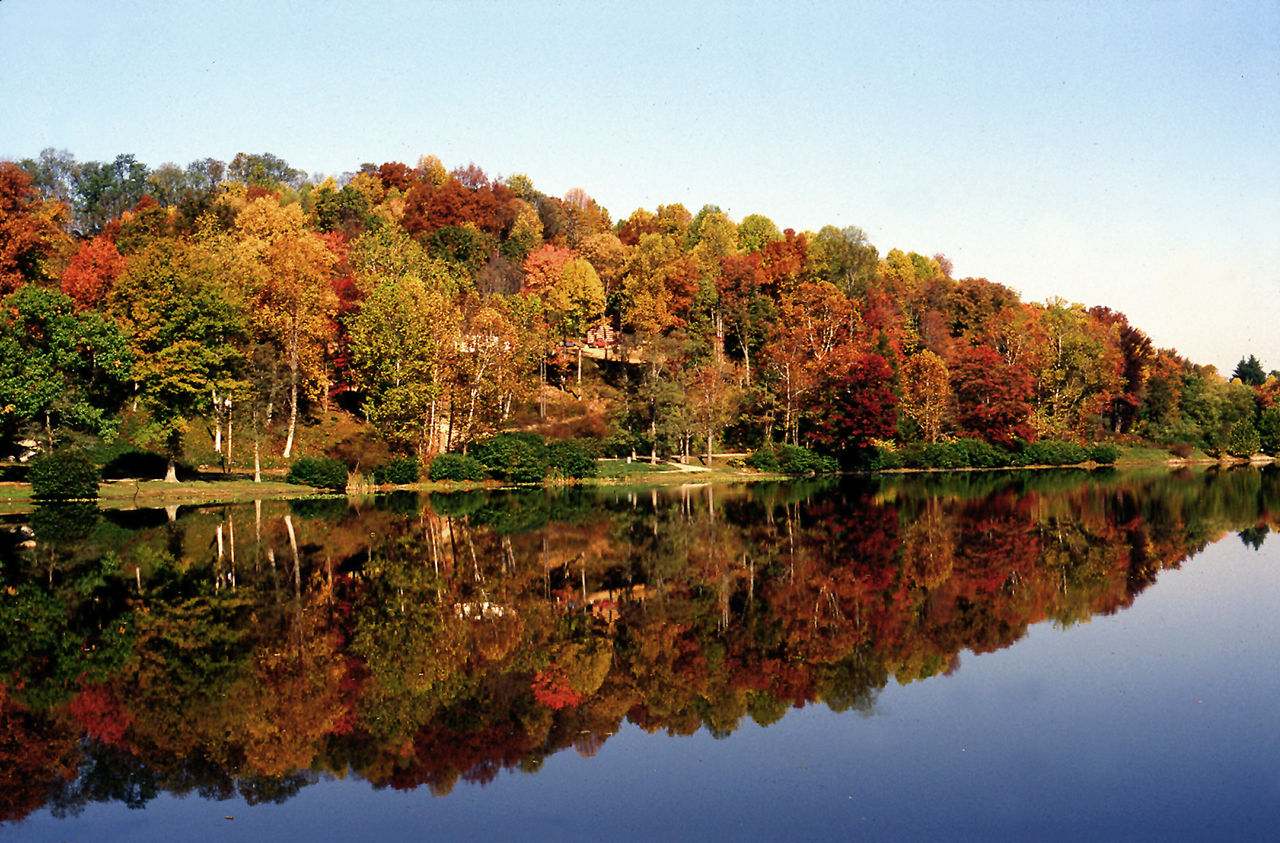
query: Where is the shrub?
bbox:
[869,445,903,471]
[745,448,780,472]
[894,438,1010,470]
[547,439,598,479]
[374,456,420,485]
[1087,443,1121,464]
[285,455,349,491]
[471,433,549,483]
[428,452,486,482]
[921,442,967,469]
[777,444,838,475]
[1168,442,1195,459]
[1226,419,1261,459]
[29,449,99,500]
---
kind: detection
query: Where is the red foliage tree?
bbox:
[802,349,897,463]
[759,228,808,294]
[0,162,63,294]
[61,235,126,309]
[377,161,414,192]
[951,345,1036,446]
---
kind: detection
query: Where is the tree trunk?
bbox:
[225,401,233,474]
[428,396,438,453]
[283,323,299,458]
[165,457,178,483]
[283,371,298,459]
[577,346,583,386]
[212,388,222,453]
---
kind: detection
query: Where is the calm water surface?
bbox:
[3,468,1279,840]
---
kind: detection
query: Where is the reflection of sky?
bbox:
[9,537,1279,842]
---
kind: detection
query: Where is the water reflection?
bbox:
[2,466,1279,823]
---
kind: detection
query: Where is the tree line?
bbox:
[2,148,1277,476]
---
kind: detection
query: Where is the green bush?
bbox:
[285,455,349,491]
[1226,419,1261,458]
[428,452,486,482]
[373,456,420,485]
[776,444,838,475]
[1087,443,1121,464]
[745,447,781,472]
[868,445,904,471]
[29,449,99,500]
[471,433,549,483]
[895,439,1010,470]
[547,439,598,479]
[921,442,967,469]
[952,438,1011,468]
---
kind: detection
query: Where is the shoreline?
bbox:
[0,453,1269,516]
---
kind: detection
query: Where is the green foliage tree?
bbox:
[70,153,149,236]
[0,286,132,448]
[736,214,781,253]
[109,241,245,481]
[228,152,304,189]
[808,225,878,296]
[1256,405,1280,455]
[1226,418,1260,458]
[347,275,458,457]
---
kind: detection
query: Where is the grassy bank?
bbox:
[0,444,1242,516]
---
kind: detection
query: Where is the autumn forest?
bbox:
[3,149,1278,480]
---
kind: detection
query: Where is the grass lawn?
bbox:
[1116,444,1210,464]
[0,476,323,515]
[596,459,680,479]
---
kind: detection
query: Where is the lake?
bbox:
[2,467,1279,841]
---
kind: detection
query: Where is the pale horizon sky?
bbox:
[2,0,1276,374]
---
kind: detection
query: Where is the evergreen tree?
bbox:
[1232,354,1266,386]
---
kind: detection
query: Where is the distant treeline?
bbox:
[2,149,1277,473]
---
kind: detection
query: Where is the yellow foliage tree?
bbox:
[900,350,951,444]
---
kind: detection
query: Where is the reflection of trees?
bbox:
[4,466,1280,820]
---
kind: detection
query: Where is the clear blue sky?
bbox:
[2,0,1276,374]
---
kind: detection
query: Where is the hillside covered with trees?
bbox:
[2,149,1277,479]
